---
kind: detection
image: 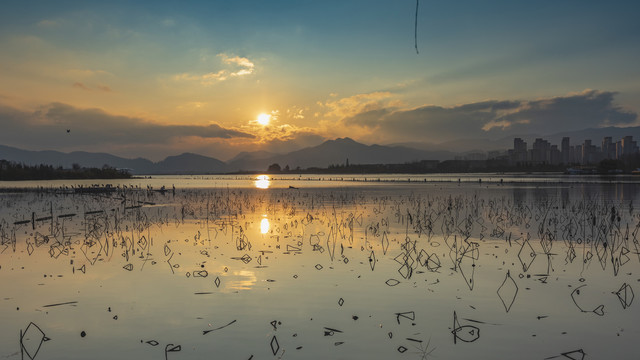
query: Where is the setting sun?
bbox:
[257,113,271,126]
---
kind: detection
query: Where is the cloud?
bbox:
[66,69,112,78]
[0,101,321,162]
[242,114,320,146]
[173,53,255,86]
[72,82,113,92]
[322,91,400,119]
[96,84,112,92]
[499,90,637,130]
[254,130,325,155]
[72,82,90,91]
[36,19,59,28]
[286,106,305,120]
[335,90,637,143]
[221,55,255,72]
[228,130,326,160]
[176,101,206,110]
[0,102,253,153]
[174,70,227,82]
[148,129,325,162]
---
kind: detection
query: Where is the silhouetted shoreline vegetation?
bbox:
[247,156,640,175]
[0,160,131,181]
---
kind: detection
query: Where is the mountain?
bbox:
[227,150,280,166]
[0,145,156,173]
[0,145,223,174]
[226,151,280,172]
[155,153,227,174]
[226,137,456,171]
[3,126,640,175]
[1,139,454,174]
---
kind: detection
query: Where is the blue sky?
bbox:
[0,0,639,160]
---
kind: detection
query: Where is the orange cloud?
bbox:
[96,84,112,92]
[72,82,112,92]
[322,91,401,119]
[72,82,90,91]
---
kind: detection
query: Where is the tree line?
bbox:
[0,160,131,181]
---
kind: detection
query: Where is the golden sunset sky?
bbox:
[1,1,639,160]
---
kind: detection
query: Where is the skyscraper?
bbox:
[602,137,615,159]
[561,137,570,164]
[512,138,528,164]
[621,136,638,156]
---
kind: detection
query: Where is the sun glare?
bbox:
[257,113,271,126]
[260,217,270,234]
[255,175,270,189]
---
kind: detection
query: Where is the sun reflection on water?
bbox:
[254,175,270,189]
[260,217,270,234]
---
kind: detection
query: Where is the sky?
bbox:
[0,0,639,161]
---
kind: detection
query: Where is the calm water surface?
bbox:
[1,175,639,359]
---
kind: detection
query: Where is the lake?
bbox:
[1,175,639,359]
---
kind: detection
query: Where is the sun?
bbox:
[257,113,271,126]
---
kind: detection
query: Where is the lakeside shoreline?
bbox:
[0,172,638,192]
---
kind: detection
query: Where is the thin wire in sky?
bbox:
[415,0,419,54]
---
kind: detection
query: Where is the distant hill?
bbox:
[228,150,280,163]
[0,145,156,173]
[226,137,456,171]
[0,145,222,174]
[155,153,227,174]
[0,139,455,174]
[226,150,280,170]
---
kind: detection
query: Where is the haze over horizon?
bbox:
[1,0,639,161]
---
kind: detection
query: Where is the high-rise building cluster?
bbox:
[507,136,639,165]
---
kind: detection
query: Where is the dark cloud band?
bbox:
[341,90,637,142]
[0,102,253,149]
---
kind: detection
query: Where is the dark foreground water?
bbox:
[1,176,639,359]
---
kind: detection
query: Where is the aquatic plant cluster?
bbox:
[0,183,638,359]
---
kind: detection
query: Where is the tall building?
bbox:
[532,138,551,164]
[550,145,561,165]
[581,140,598,164]
[616,140,623,158]
[507,135,639,166]
[561,137,570,164]
[621,136,638,157]
[602,137,616,159]
[512,138,528,164]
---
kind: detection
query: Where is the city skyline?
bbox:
[1,1,639,161]
[503,134,639,166]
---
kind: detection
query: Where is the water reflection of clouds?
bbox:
[225,270,257,291]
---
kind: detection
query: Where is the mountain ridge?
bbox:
[2,126,640,174]
[224,137,456,172]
